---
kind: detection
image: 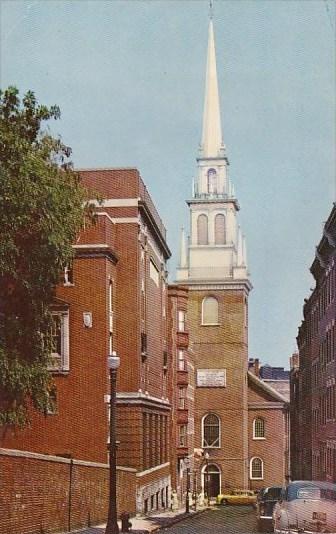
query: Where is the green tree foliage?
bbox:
[0,87,91,426]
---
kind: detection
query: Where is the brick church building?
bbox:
[176,16,289,496]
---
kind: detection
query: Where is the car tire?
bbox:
[221,499,228,505]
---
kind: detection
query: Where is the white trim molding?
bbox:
[136,462,170,478]
[90,198,139,208]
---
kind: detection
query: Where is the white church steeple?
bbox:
[176,11,250,286]
[200,19,225,159]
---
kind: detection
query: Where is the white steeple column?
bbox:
[201,20,224,158]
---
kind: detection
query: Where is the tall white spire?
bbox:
[200,19,224,158]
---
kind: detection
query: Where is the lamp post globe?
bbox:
[108,352,120,370]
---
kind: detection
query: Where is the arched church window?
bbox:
[197,214,208,245]
[250,457,264,480]
[214,214,226,245]
[207,168,218,194]
[202,413,220,447]
[202,296,219,325]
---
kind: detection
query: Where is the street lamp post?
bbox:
[204,451,210,507]
[193,469,197,511]
[105,352,120,534]
[184,457,191,513]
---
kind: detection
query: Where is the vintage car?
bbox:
[273,481,336,534]
[256,486,283,531]
[216,489,257,506]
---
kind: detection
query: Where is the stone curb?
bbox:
[65,507,210,534]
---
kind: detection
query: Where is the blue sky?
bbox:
[1,0,335,368]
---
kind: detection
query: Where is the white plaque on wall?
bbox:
[196,369,226,388]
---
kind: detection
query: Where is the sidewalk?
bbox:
[68,504,209,534]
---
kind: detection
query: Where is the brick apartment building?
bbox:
[80,168,172,514]
[168,284,195,503]
[175,18,289,495]
[0,168,172,533]
[291,204,336,482]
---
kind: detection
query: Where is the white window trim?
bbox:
[49,311,70,372]
[178,310,186,332]
[249,457,264,480]
[201,297,219,326]
[253,418,266,440]
[201,413,221,449]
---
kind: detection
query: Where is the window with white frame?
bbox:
[202,413,220,448]
[202,296,219,325]
[178,350,186,371]
[178,310,186,332]
[49,312,70,371]
[250,457,263,480]
[253,418,265,439]
[178,388,186,409]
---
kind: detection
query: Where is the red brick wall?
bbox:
[80,168,141,200]
[248,380,287,490]
[0,449,136,534]
[1,252,115,464]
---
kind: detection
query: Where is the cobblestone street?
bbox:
[159,506,263,534]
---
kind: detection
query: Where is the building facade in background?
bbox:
[292,204,336,482]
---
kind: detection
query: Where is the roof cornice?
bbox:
[248,371,288,404]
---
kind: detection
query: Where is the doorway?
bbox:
[203,463,221,497]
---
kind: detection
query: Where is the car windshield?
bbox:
[263,487,282,500]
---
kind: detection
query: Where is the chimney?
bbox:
[290,352,299,369]
[248,358,260,377]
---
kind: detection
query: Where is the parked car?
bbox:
[216,489,257,506]
[256,486,282,532]
[273,481,336,534]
